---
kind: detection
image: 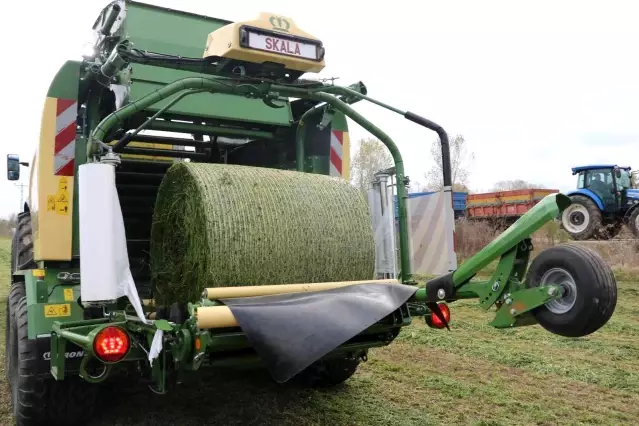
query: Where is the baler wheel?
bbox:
[9,289,98,426]
[295,356,361,388]
[14,211,36,272]
[5,284,23,384]
[525,244,617,338]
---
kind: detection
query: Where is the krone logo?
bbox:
[269,16,290,32]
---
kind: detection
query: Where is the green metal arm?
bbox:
[453,193,571,285]
[88,78,441,282]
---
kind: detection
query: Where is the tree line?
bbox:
[349,135,543,196]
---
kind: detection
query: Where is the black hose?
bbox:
[403,112,452,188]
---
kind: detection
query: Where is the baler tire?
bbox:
[295,357,361,388]
[5,284,24,385]
[10,228,18,276]
[525,244,617,338]
[15,211,36,271]
[561,195,602,240]
[11,294,98,426]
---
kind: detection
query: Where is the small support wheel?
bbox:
[525,244,617,337]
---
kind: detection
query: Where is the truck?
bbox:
[560,165,639,240]
[394,188,559,224]
[465,188,559,224]
[4,2,618,425]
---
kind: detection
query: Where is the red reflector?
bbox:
[430,303,451,329]
[93,326,130,363]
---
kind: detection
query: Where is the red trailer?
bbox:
[466,188,559,221]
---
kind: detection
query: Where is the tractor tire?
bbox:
[598,221,624,240]
[9,292,99,426]
[295,356,361,388]
[629,208,639,238]
[15,211,37,271]
[525,244,617,338]
[561,195,604,240]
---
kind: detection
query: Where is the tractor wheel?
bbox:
[525,244,617,338]
[295,356,361,388]
[598,221,624,240]
[561,195,603,240]
[9,291,98,426]
[629,208,639,238]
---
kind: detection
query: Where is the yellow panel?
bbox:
[341,131,351,181]
[34,97,73,261]
[467,195,531,206]
[203,12,325,74]
[106,140,177,162]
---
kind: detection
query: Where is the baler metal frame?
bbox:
[5,5,617,425]
[44,39,579,392]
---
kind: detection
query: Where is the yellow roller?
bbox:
[197,306,239,329]
[203,279,399,300]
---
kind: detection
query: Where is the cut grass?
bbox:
[1,237,639,425]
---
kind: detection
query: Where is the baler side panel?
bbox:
[32,61,81,261]
[330,112,350,181]
[123,1,231,58]
[298,110,350,179]
[25,270,84,340]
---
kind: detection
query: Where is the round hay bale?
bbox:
[150,162,375,305]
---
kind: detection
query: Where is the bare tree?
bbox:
[423,134,474,192]
[492,179,544,191]
[350,137,393,195]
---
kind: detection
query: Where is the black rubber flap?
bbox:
[220,282,418,383]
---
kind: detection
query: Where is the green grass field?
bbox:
[2,237,639,425]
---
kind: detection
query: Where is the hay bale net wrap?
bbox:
[150,162,376,305]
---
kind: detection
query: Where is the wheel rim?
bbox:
[540,267,578,314]
[562,205,589,234]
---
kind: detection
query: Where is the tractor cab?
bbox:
[561,164,639,240]
[572,165,632,211]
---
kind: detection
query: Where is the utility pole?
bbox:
[14,182,27,212]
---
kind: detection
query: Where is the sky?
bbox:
[1,0,638,218]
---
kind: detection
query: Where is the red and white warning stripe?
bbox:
[329,130,343,177]
[54,99,78,176]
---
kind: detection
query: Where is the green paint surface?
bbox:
[129,65,293,126]
[150,163,375,305]
[124,1,230,58]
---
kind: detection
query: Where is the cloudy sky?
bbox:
[1,0,638,218]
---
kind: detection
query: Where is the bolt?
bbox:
[506,298,513,305]
[548,287,557,296]
[437,289,446,300]
[510,308,517,316]
[492,282,500,292]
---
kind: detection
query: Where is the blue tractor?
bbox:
[561,165,639,240]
